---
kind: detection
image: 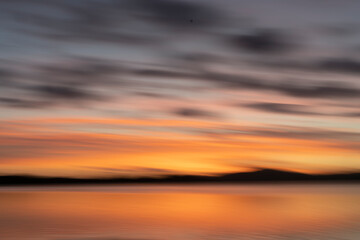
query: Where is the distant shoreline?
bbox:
[1,169,359,186]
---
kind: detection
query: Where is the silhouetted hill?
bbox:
[0,169,359,186]
[220,169,311,181]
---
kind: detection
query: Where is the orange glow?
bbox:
[0,117,359,177]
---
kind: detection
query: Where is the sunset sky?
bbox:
[0,0,359,177]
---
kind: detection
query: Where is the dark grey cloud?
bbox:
[0,97,51,109]
[34,85,101,100]
[243,102,319,116]
[39,58,123,86]
[10,0,222,46]
[205,73,270,89]
[248,59,310,71]
[173,108,218,118]
[0,69,13,86]
[134,91,179,99]
[342,112,360,117]
[3,58,359,112]
[0,58,123,92]
[41,58,121,74]
[317,58,360,74]
[243,102,360,118]
[9,0,154,45]
[251,57,360,75]
[129,0,220,28]
[203,72,360,99]
[0,58,121,108]
[23,28,152,46]
[229,29,293,54]
[318,24,360,38]
[277,82,360,99]
[132,69,197,78]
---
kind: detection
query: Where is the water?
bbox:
[0,184,359,240]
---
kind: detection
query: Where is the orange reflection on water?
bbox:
[0,185,359,240]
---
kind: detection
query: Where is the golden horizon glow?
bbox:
[0,117,358,177]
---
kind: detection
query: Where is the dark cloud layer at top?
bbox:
[1,0,360,122]
[129,0,220,28]
[8,0,222,47]
[9,0,152,45]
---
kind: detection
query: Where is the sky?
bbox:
[0,0,359,177]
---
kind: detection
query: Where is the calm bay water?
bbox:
[0,184,359,240]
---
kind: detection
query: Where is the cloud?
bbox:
[317,58,360,74]
[243,102,320,116]
[203,125,360,142]
[173,108,219,118]
[39,58,123,86]
[132,69,197,78]
[3,58,359,112]
[9,0,222,46]
[133,91,180,99]
[9,0,154,45]
[242,102,360,118]
[203,72,360,99]
[0,68,13,86]
[129,0,220,28]
[34,85,102,101]
[41,58,121,76]
[277,81,360,99]
[0,132,157,161]
[251,57,360,75]
[318,24,360,38]
[342,112,360,117]
[0,97,51,109]
[205,73,270,89]
[229,29,293,54]
[250,127,360,142]
[0,58,123,108]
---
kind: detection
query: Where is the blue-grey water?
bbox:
[0,184,359,240]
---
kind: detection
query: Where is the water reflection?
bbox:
[0,184,359,240]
